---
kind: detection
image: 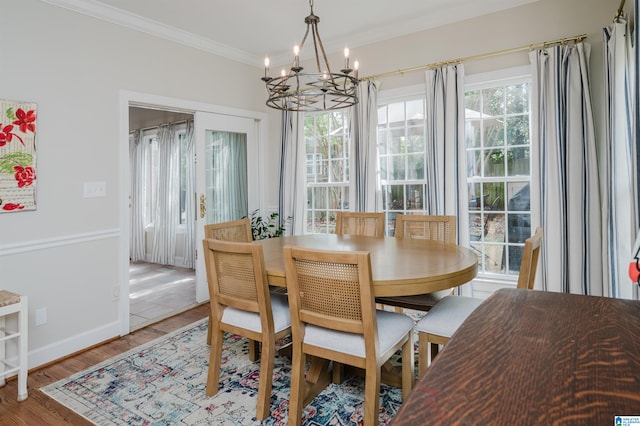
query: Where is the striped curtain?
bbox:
[603,14,638,299]
[129,130,146,262]
[424,65,468,241]
[182,120,195,268]
[529,43,602,295]
[151,124,179,265]
[278,111,306,235]
[351,80,380,212]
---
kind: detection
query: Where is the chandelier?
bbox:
[261,0,359,112]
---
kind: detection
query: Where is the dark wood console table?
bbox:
[392,288,640,425]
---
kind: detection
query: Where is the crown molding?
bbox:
[39,0,261,66]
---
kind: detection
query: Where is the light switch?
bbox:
[84,181,106,198]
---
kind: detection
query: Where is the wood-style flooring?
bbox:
[0,303,209,425]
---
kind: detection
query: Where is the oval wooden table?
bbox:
[255,234,478,296]
[254,234,478,407]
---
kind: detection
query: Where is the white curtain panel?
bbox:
[151,124,179,265]
[424,65,468,242]
[529,43,602,295]
[182,120,195,268]
[129,130,146,262]
[351,80,380,212]
[603,15,638,299]
[278,111,306,235]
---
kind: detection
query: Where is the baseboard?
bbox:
[28,320,121,370]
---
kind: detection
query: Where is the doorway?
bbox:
[128,106,197,330]
[119,92,266,335]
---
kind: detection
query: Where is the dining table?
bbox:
[391,288,640,425]
[254,233,478,405]
[255,234,478,296]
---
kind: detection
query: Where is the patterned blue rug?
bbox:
[41,318,409,425]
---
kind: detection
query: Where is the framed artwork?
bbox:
[0,99,37,213]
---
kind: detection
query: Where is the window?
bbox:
[465,73,531,278]
[304,111,350,234]
[377,97,426,235]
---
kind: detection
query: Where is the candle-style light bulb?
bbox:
[264,57,270,78]
[293,45,300,68]
[344,47,350,69]
[281,68,287,77]
[354,60,359,78]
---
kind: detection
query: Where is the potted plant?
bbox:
[248,209,291,240]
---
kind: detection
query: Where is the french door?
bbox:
[194,112,259,302]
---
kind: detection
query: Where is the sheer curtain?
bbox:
[151,124,179,265]
[182,120,195,268]
[278,111,306,235]
[529,43,602,295]
[424,65,468,241]
[603,14,638,299]
[129,129,146,262]
[207,131,248,223]
[351,80,380,212]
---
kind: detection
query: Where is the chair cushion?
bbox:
[416,295,484,338]
[304,310,414,359]
[221,293,291,334]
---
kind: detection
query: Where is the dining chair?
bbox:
[283,246,414,426]
[375,214,457,312]
[204,217,253,242]
[202,238,291,420]
[335,211,385,237]
[415,227,543,376]
[203,217,256,351]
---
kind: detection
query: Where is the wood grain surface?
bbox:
[392,288,640,425]
[256,234,478,296]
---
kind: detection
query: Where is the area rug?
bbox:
[41,318,407,425]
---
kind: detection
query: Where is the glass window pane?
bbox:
[507,182,529,211]
[406,99,424,126]
[484,148,505,177]
[390,129,405,154]
[330,159,344,181]
[407,184,424,210]
[506,83,530,114]
[467,149,481,178]
[507,245,523,273]
[465,90,481,112]
[484,121,504,147]
[388,103,405,127]
[483,87,504,116]
[385,185,404,210]
[484,243,506,273]
[469,213,483,241]
[465,120,481,148]
[506,115,529,146]
[312,187,327,208]
[391,155,406,180]
[507,213,531,243]
[407,154,424,180]
[507,147,530,176]
[407,127,425,152]
[483,182,504,210]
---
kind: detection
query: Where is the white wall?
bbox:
[0,0,625,369]
[0,0,267,368]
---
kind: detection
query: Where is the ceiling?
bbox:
[44,0,538,66]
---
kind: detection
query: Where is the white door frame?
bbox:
[118,90,266,336]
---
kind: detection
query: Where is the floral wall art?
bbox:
[0,99,37,213]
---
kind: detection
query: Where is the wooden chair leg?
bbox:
[401,336,414,397]
[418,332,428,378]
[248,339,260,362]
[206,328,224,396]
[255,337,274,420]
[206,314,212,345]
[429,342,439,364]
[287,343,306,426]
[364,367,381,426]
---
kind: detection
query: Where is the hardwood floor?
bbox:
[0,303,209,424]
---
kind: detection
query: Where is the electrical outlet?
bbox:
[35,307,47,326]
[84,181,106,198]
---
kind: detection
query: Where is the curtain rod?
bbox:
[360,33,587,81]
